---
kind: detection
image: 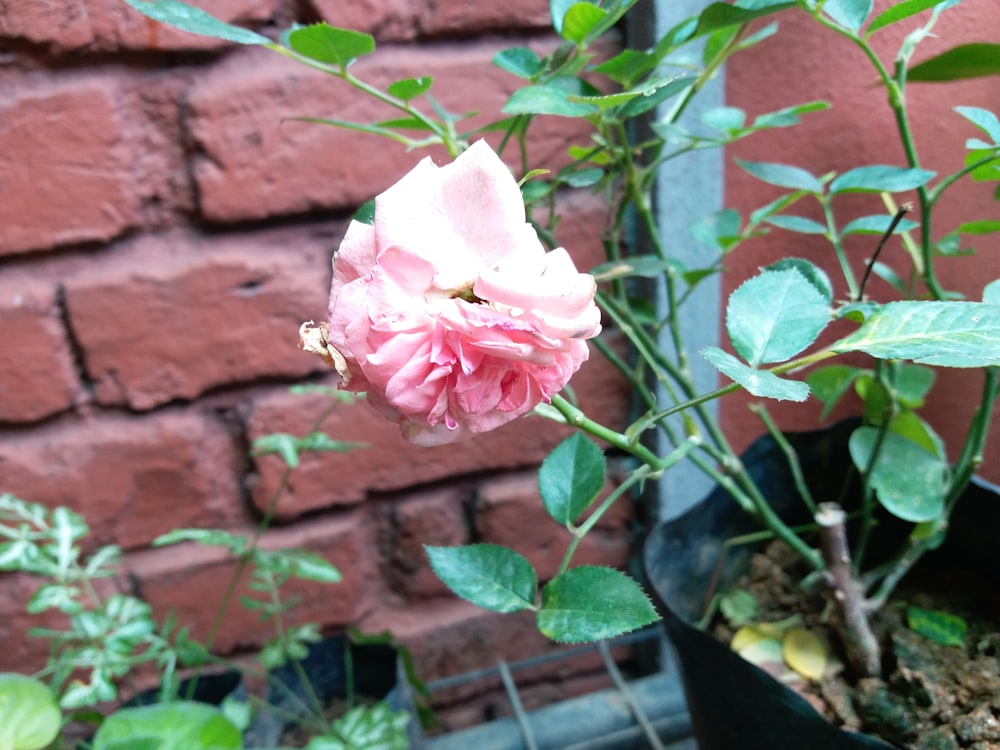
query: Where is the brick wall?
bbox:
[0,0,633,728]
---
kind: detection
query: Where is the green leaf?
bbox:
[701,105,746,132]
[560,167,604,187]
[252,433,301,467]
[849,427,946,522]
[93,702,242,750]
[27,583,81,614]
[821,0,872,31]
[829,166,935,194]
[426,544,536,613]
[352,199,376,226]
[893,364,935,408]
[296,431,368,454]
[258,548,342,583]
[765,214,827,235]
[538,434,606,526]
[806,364,865,419]
[387,76,432,102]
[690,208,742,250]
[908,43,1000,82]
[954,105,1000,145]
[692,2,796,38]
[569,74,692,111]
[907,607,967,646]
[592,49,655,86]
[0,674,61,750]
[560,2,607,43]
[122,0,270,44]
[749,100,830,131]
[502,85,598,117]
[833,301,1000,366]
[152,528,247,554]
[764,258,834,303]
[726,268,831,366]
[719,590,758,626]
[537,566,658,642]
[493,47,541,79]
[867,0,952,35]
[620,75,696,116]
[871,262,907,294]
[984,279,1000,305]
[958,219,1000,235]
[736,160,823,193]
[287,23,375,68]
[319,701,410,750]
[591,256,677,283]
[701,347,810,401]
[889,411,945,457]
[841,214,919,235]
[550,0,576,34]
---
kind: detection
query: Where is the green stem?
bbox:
[822,197,859,300]
[265,43,459,156]
[549,394,691,471]
[748,403,817,514]
[556,465,653,575]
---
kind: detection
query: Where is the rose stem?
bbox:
[815,502,881,677]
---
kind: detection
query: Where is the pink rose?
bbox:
[300,140,601,445]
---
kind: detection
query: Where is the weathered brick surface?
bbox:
[0,75,136,257]
[361,599,560,684]
[186,41,594,223]
[0,0,282,52]
[64,226,337,410]
[0,409,242,550]
[474,471,633,582]
[378,487,471,599]
[0,276,80,423]
[310,0,551,38]
[129,511,370,653]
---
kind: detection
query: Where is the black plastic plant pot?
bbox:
[643,420,1000,750]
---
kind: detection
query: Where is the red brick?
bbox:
[63,226,336,410]
[418,0,552,35]
[474,471,633,582]
[307,0,418,40]
[186,40,594,223]
[0,409,242,550]
[129,511,371,653]
[360,599,560,683]
[0,0,280,52]
[0,76,136,257]
[0,276,80,423]
[377,488,471,599]
[309,0,551,39]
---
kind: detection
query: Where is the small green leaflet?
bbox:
[849,427,946,522]
[702,346,810,401]
[907,607,967,647]
[537,566,658,642]
[538,434,606,526]
[726,267,831,366]
[426,544,537,613]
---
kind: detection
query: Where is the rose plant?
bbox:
[13,0,1000,746]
